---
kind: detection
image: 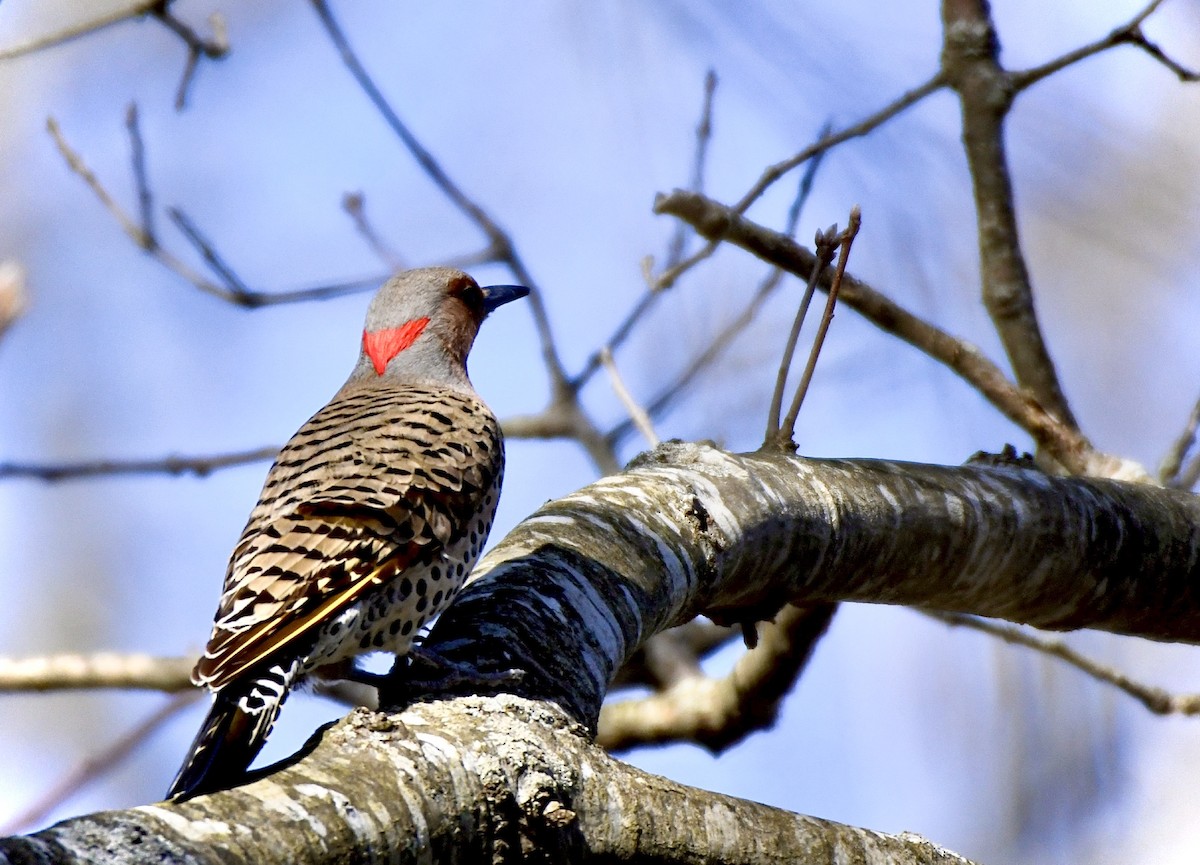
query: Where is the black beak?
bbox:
[481,284,530,313]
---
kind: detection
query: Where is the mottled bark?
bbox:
[5,442,1197,864]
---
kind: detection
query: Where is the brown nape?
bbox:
[438,294,484,366]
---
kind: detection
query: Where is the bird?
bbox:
[167,267,528,801]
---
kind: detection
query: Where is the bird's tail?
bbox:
[167,661,298,801]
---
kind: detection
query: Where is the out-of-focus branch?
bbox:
[931,612,1200,716]
[608,142,830,448]
[650,72,945,297]
[0,2,160,61]
[1012,0,1197,90]
[308,0,567,391]
[342,192,405,271]
[0,692,200,836]
[663,69,718,269]
[574,69,722,390]
[48,115,387,307]
[1160,393,1200,487]
[0,446,279,483]
[0,654,193,692]
[610,619,737,690]
[655,189,1150,481]
[0,261,27,346]
[150,6,229,109]
[599,349,659,448]
[598,604,836,752]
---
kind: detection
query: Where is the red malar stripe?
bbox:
[363,317,430,375]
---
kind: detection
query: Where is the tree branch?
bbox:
[8,441,1193,860]
[0,654,193,693]
[0,446,279,483]
[940,0,1077,427]
[654,189,1150,481]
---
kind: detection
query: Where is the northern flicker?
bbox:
[167,267,527,801]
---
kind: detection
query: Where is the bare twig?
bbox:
[930,612,1200,716]
[308,0,567,389]
[49,116,387,307]
[0,446,279,483]
[124,104,156,246]
[1160,393,1200,486]
[0,2,160,62]
[0,692,200,835]
[598,604,836,753]
[167,207,253,298]
[650,73,945,297]
[777,209,861,448]
[574,69,724,390]
[342,192,405,271]
[764,229,836,449]
[1011,0,1196,90]
[599,349,659,448]
[1179,452,1200,493]
[150,7,230,110]
[655,190,1151,481]
[664,70,718,269]
[608,142,831,447]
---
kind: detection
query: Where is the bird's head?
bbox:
[356,267,528,383]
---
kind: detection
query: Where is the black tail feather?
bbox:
[167,664,294,801]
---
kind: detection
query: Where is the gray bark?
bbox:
[5,441,1197,864]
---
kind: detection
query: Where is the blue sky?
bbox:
[2,2,1199,861]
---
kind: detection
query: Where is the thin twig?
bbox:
[150,7,230,110]
[0,1,161,62]
[930,611,1200,716]
[124,104,156,246]
[656,189,1151,481]
[0,446,279,482]
[664,70,718,269]
[0,692,201,835]
[1160,393,1200,486]
[308,0,568,389]
[49,115,387,308]
[167,207,253,297]
[777,208,861,448]
[608,139,831,447]
[599,349,659,448]
[650,72,944,297]
[732,72,947,218]
[1011,0,1195,90]
[1178,451,1200,492]
[574,69,724,390]
[342,192,405,271]
[765,230,836,447]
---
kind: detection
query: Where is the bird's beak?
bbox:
[481,284,530,313]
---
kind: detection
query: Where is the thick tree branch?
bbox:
[7,442,1192,861]
[0,697,978,865]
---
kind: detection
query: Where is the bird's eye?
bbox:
[462,283,483,307]
[450,276,483,309]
